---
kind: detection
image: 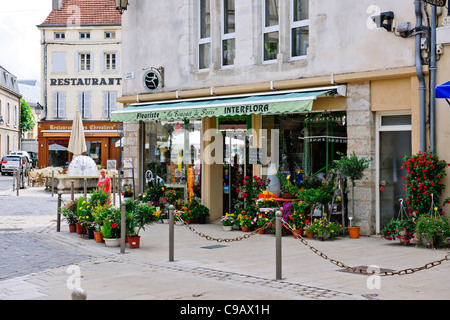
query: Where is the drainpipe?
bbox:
[430,5,437,154]
[415,0,427,152]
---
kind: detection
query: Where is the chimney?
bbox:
[52,0,63,11]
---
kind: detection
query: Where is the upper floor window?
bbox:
[54,32,65,40]
[221,0,235,67]
[78,92,91,119]
[104,53,116,71]
[105,31,116,39]
[79,53,92,71]
[52,92,66,119]
[79,32,91,40]
[263,0,279,62]
[291,0,309,58]
[199,0,211,70]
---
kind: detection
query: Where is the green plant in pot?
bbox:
[416,211,450,249]
[126,203,157,248]
[333,151,371,238]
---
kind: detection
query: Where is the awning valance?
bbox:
[111,87,344,122]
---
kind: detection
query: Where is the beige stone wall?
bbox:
[346,82,376,235]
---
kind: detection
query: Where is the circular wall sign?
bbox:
[143,69,162,93]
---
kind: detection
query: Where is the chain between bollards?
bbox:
[169,205,175,262]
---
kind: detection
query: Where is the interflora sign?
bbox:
[422,0,446,6]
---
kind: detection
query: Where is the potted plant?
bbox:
[416,213,450,249]
[255,213,269,234]
[221,213,235,231]
[380,217,416,245]
[102,219,121,247]
[190,197,210,224]
[237,211,252,232]
[307,218,343,241]
[333,151,371,237]
[61,199,78,232]
[126,203,157,248]
[123,186,133,201]
[289,201,309,238]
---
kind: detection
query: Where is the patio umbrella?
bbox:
[68,110,87,157]
[436,81,450,106]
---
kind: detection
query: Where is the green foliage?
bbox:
[402,152,450,217]
[333,152,371,186]
[90,187,110,207]
[379,218,416,244]
[19,99,36,138]
[416,215,450,248]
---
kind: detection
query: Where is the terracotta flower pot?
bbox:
[241,226,249,232]
[76,223,86,235]
[128,236,140,249]
[348,226,360,239]
[293,228,303,239]
[306,232,314,238]
[69,224,77,233]
[94,230,104,243]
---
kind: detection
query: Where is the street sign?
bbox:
[422,0,446,6]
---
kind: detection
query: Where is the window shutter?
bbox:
[52,52,66,73]
[52,92,58,118]
[100,52,105,72]
[110,92,117,112]
[90,52,94,72]
[115,52,120,72]
[78,92,83,114]
[84,92,91,118]
[75,52,79,72]
[103,92,109,118]
[58,92,66,118]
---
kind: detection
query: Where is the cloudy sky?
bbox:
[0,0,53,80]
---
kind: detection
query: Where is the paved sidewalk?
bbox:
[0,186,449,301]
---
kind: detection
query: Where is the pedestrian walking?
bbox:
[97,169,111,205]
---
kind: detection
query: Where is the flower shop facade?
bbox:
[112,67,423,236]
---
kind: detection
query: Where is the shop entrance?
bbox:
[376,113,412,233]
[219,117,253,215]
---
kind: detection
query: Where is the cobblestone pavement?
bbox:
[0,233,91,282]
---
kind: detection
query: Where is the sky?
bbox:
[0,0,53,81]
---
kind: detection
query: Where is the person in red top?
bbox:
[97,169,111,205]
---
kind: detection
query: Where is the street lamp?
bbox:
[0,116,4,126]
[115,0,129,14]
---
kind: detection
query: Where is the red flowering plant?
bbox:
[401,152,450,218]
[236,175,269,218]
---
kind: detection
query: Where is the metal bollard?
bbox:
[16,169,20,196]
[83,178,87,198]
[71,180,75,201]
[57,191,62,232]
[169,205,175,262]
[275,210,282,280]
[52,171,55,197]
[120,202,126,254]
[112,175,116,206]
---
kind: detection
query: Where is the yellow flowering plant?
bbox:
[305,218,343,241]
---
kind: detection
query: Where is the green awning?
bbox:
[111,89,337,122]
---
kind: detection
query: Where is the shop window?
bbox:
[143,120,202,202]
[86,141,102,166]
[291,0,309,58]
[262,112,347,183]
[48,139,69,168]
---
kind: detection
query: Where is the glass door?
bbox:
[376,114,411,233]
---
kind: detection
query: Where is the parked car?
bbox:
[1,155,31,176]
[9,151,32,163]
[27,151,38,168]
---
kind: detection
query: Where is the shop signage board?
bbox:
[422,0,446,6]
[111,90,336,122]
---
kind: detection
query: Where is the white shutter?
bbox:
[110,92,117,112]
[58,92,66,118]
[52,52,66,73]
[100,52,105,72]
[84,92,91,118]
[78,92,83,114]
[103,92,109,118]
[115,52,120,72]
[52,92,58,118]
[75,52,79,72]
[90,52,94,72]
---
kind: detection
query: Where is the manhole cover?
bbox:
[201,245,228,249]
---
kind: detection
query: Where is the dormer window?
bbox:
[79,32,91,40]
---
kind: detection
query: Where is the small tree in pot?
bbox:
[333,152,371,238]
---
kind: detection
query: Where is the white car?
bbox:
[9,151,32,163]
[1,155,31,176]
